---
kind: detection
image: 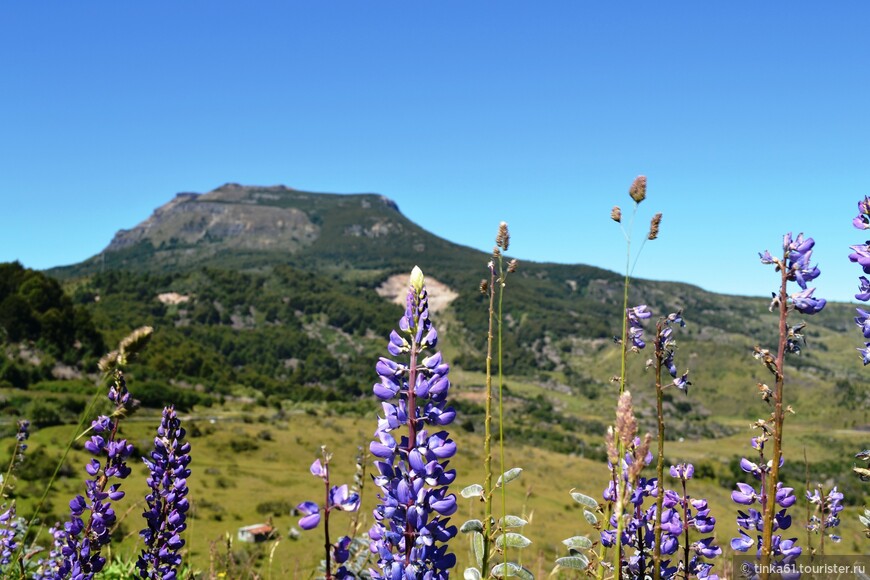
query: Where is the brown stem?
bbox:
[323,460,333,580]
[404,337,419,566]
[804,449,813,561]
[681,479,689,580]
[760,260,789,578]
[653,320,665,580]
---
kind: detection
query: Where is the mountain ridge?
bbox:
[34,183,869,431]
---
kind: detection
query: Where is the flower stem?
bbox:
[322,456,332,580]
[681,479,690,579]
[653,319,665,580]
[405,339,419,566]
[760,260,789,577]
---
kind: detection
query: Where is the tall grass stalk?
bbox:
[495,227,515,571]
[481,254,497,575]
[609,176,658,580]
[482,222,516,576]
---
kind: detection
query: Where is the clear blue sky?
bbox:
[1,2,868,302]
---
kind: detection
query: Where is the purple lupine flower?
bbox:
[137,405,191,580]
[760,232,826,315]
[54,371,135,578]
[806,485,844,543]
[857,276,870,301]
[850,198,870,361]
[368,267,458,580]
[599,444,723,578]
[731,437,801,567]
[30,524,67,580]
[790,287,826,314]
[296,451,360,579]
[665,463,721,578]
[657,311,688,390]
[14,419,29,466]
[626,305,652,350]
[0,505,19,566]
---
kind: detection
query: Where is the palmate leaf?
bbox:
[464,567,482,580]
[496,467,523,487]
[495,532,532,549]
[555,555,590,570]
[460,519,484,533]
[491,562,533,579]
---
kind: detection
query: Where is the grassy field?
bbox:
[5,397,867,579]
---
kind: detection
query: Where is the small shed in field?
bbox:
[237,523,276,543]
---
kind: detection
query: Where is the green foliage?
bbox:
[0,262,104,364]
[255,500,294,516]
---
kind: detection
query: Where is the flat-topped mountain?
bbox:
[31,183,867,439]
[104,184,402,255]
[56,183,444,277]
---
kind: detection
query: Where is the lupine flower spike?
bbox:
[849,196,870,363]
[730,435,800,577]
[805,485,843,555]
[601,396,722,578]
[137,405,192,580]
[652,312,689,580]
[0,419,29,570]
[753,232,825,574]
[296,448,361,580]
[53,370,135,578]
[369,266,458,579]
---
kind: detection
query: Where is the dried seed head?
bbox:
[507,259,518,273]
[118,326,154,361]
[616,391,637,448]
[647,213,662,240]
[629,175,647,203]
[496,221,510,251]
[479,279,489,294]
[98,349,120,374]
[611,206,622,222]
[629,434,652,482]
[605,426,618,465]
[492,246,501,259]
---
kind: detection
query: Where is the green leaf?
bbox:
[583,509,598,525]
[460,519,484,534]
[496,468,523,487]
[499,515,528,528]
[570,491,598,509]
[461,484,485,498]
[562,535,593,550]
[495,532,532,549]
[490,562,521,578]
[556,555,590,570]
[859,514,870,526]
[471,531,484,569]
[464,567,482,580]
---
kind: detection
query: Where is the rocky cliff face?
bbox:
[106,185,325,254]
